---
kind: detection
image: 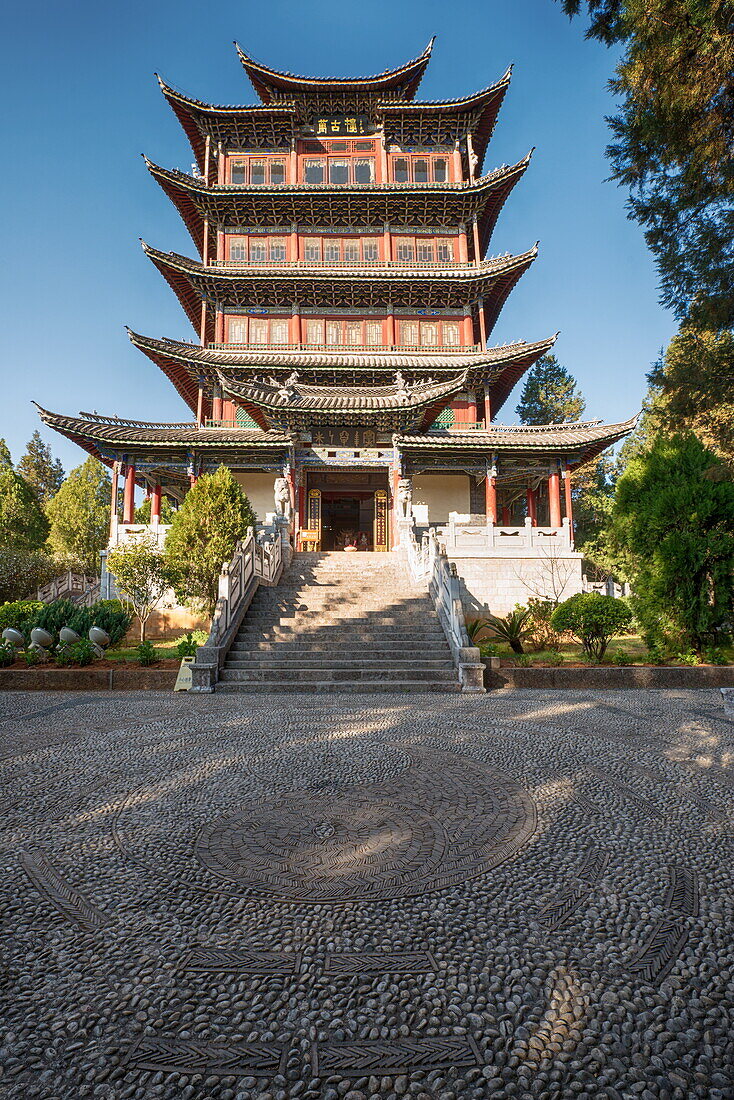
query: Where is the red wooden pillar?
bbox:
[452,394,477,424]
[483,384,492,426]
[477,296,488,349]
[526,486,537,526]
[548,468,562,528]
[150,483,162,525]
[216,309,224,343]
[123,464,136,524]
[452,144,463,182]
[386,311,395,348]
[291,307,302,346]
[462,313,474,347]
[485,474,497,523]
[382,224,391,262]
[196,384,205,427]
[211,387,223,422]
[290,145,298,183]
[472,215,481,267]
[501,505,511,525]
[458,225,469,263]
[290,226,298,262]
[109,461,120,538]
[563,464,574,544]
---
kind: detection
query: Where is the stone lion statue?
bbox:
[274,477,291,518]
[397,477,413,519]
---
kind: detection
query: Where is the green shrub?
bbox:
[515,653,533,667]
[135,640,156,666]
[551,593,633,660]
[675,650,700,666]
[610,648,632,666]
[703,646,727,666]
[23,648,41,667]
[646,642,668,665]
[544,649,565,666]
[29,599,79,642]
[0,641,14,667]
[484,607,534,655]
[89,600,132,645]
[478,642,499,660]
[68,639,96,667]
[0,599,44,633]
[526,598,561,651]
[175,632,200,659]
[465,618,489,643]
[0,550,57,603]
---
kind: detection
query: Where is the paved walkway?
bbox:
[1,689,733,1100]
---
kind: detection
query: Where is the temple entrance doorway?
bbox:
[302,469,390,551]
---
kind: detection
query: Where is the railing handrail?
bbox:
[211,259,474,270]
[400,519,485,694]
[207,342,480,353]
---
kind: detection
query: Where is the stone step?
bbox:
[219,667,456,683]
[216,681,461,694]
[229,642,452,656]
[224,657,454,670]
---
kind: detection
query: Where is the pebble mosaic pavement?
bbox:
[1,688,733,1100]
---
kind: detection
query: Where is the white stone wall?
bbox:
[232,471,277,522]
[453,552,584,616]
[412,474,470,525]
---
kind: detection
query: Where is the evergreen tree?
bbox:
[17,431,65,503]
[46,457,111,573]
[0,439,12,471]
[560,0,734,328]
[515,355,586,424]
[134,495,176,525]
[164,466,256,616]
[611,433,734,651]
[0,468,49,552]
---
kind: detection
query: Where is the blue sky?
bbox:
[3,0,674,474]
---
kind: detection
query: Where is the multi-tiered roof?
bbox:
[37,41,634,503]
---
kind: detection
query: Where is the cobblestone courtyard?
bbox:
[2,689,733,1100]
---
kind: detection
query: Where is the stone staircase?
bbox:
[216,551,459,693]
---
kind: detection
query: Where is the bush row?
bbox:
[0,598,132,644]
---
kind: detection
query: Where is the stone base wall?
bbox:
[453,552,584,617]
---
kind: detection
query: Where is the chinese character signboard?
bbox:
[311,427,378,449]
[304,115,376,137]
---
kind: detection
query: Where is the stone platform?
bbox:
[1,689,733,1099]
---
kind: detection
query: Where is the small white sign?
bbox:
[174,656,195,692]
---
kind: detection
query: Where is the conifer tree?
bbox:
[46,458,111,573]
[17,431,65,503]
[0,467,49,552]
[515,355,586,424]
[164,466,256,616]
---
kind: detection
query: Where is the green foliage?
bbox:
[545,649,565,666]
[107,533,171,641]
[551,592,633,659]
[164,466,256,616]
[10,598,131,646]
[478,642,500,660]
[560,0,734,329]
[135,495,176,524]
[135,640,156,666]
[675,650,700,666]
[0,641,15,667]
[0,440,12,470]
[23,648,41,667]
[17,431,65,504]
[610,647,632,666]
[611,433,734,650]
[525,598,562,651]
[0,549,57,603]
[0,600,45,633]
[175,632,201,659]
[67,639,96,667]
[703,646,727,666]
[89,600,132,645]
[484,607,534,655]
[465,618,489,643]
[0,467,49,552]
[653,327,734,472]
[515,354,586,425]
[46,458,111,573]
[514,653,533,667]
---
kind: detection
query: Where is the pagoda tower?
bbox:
[37,40,635,558]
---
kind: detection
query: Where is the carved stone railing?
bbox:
[400,519,485,694]
[37,572,100,607]
[438,515,574,554]
[189,525,284,693]
[109,522,171,550]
